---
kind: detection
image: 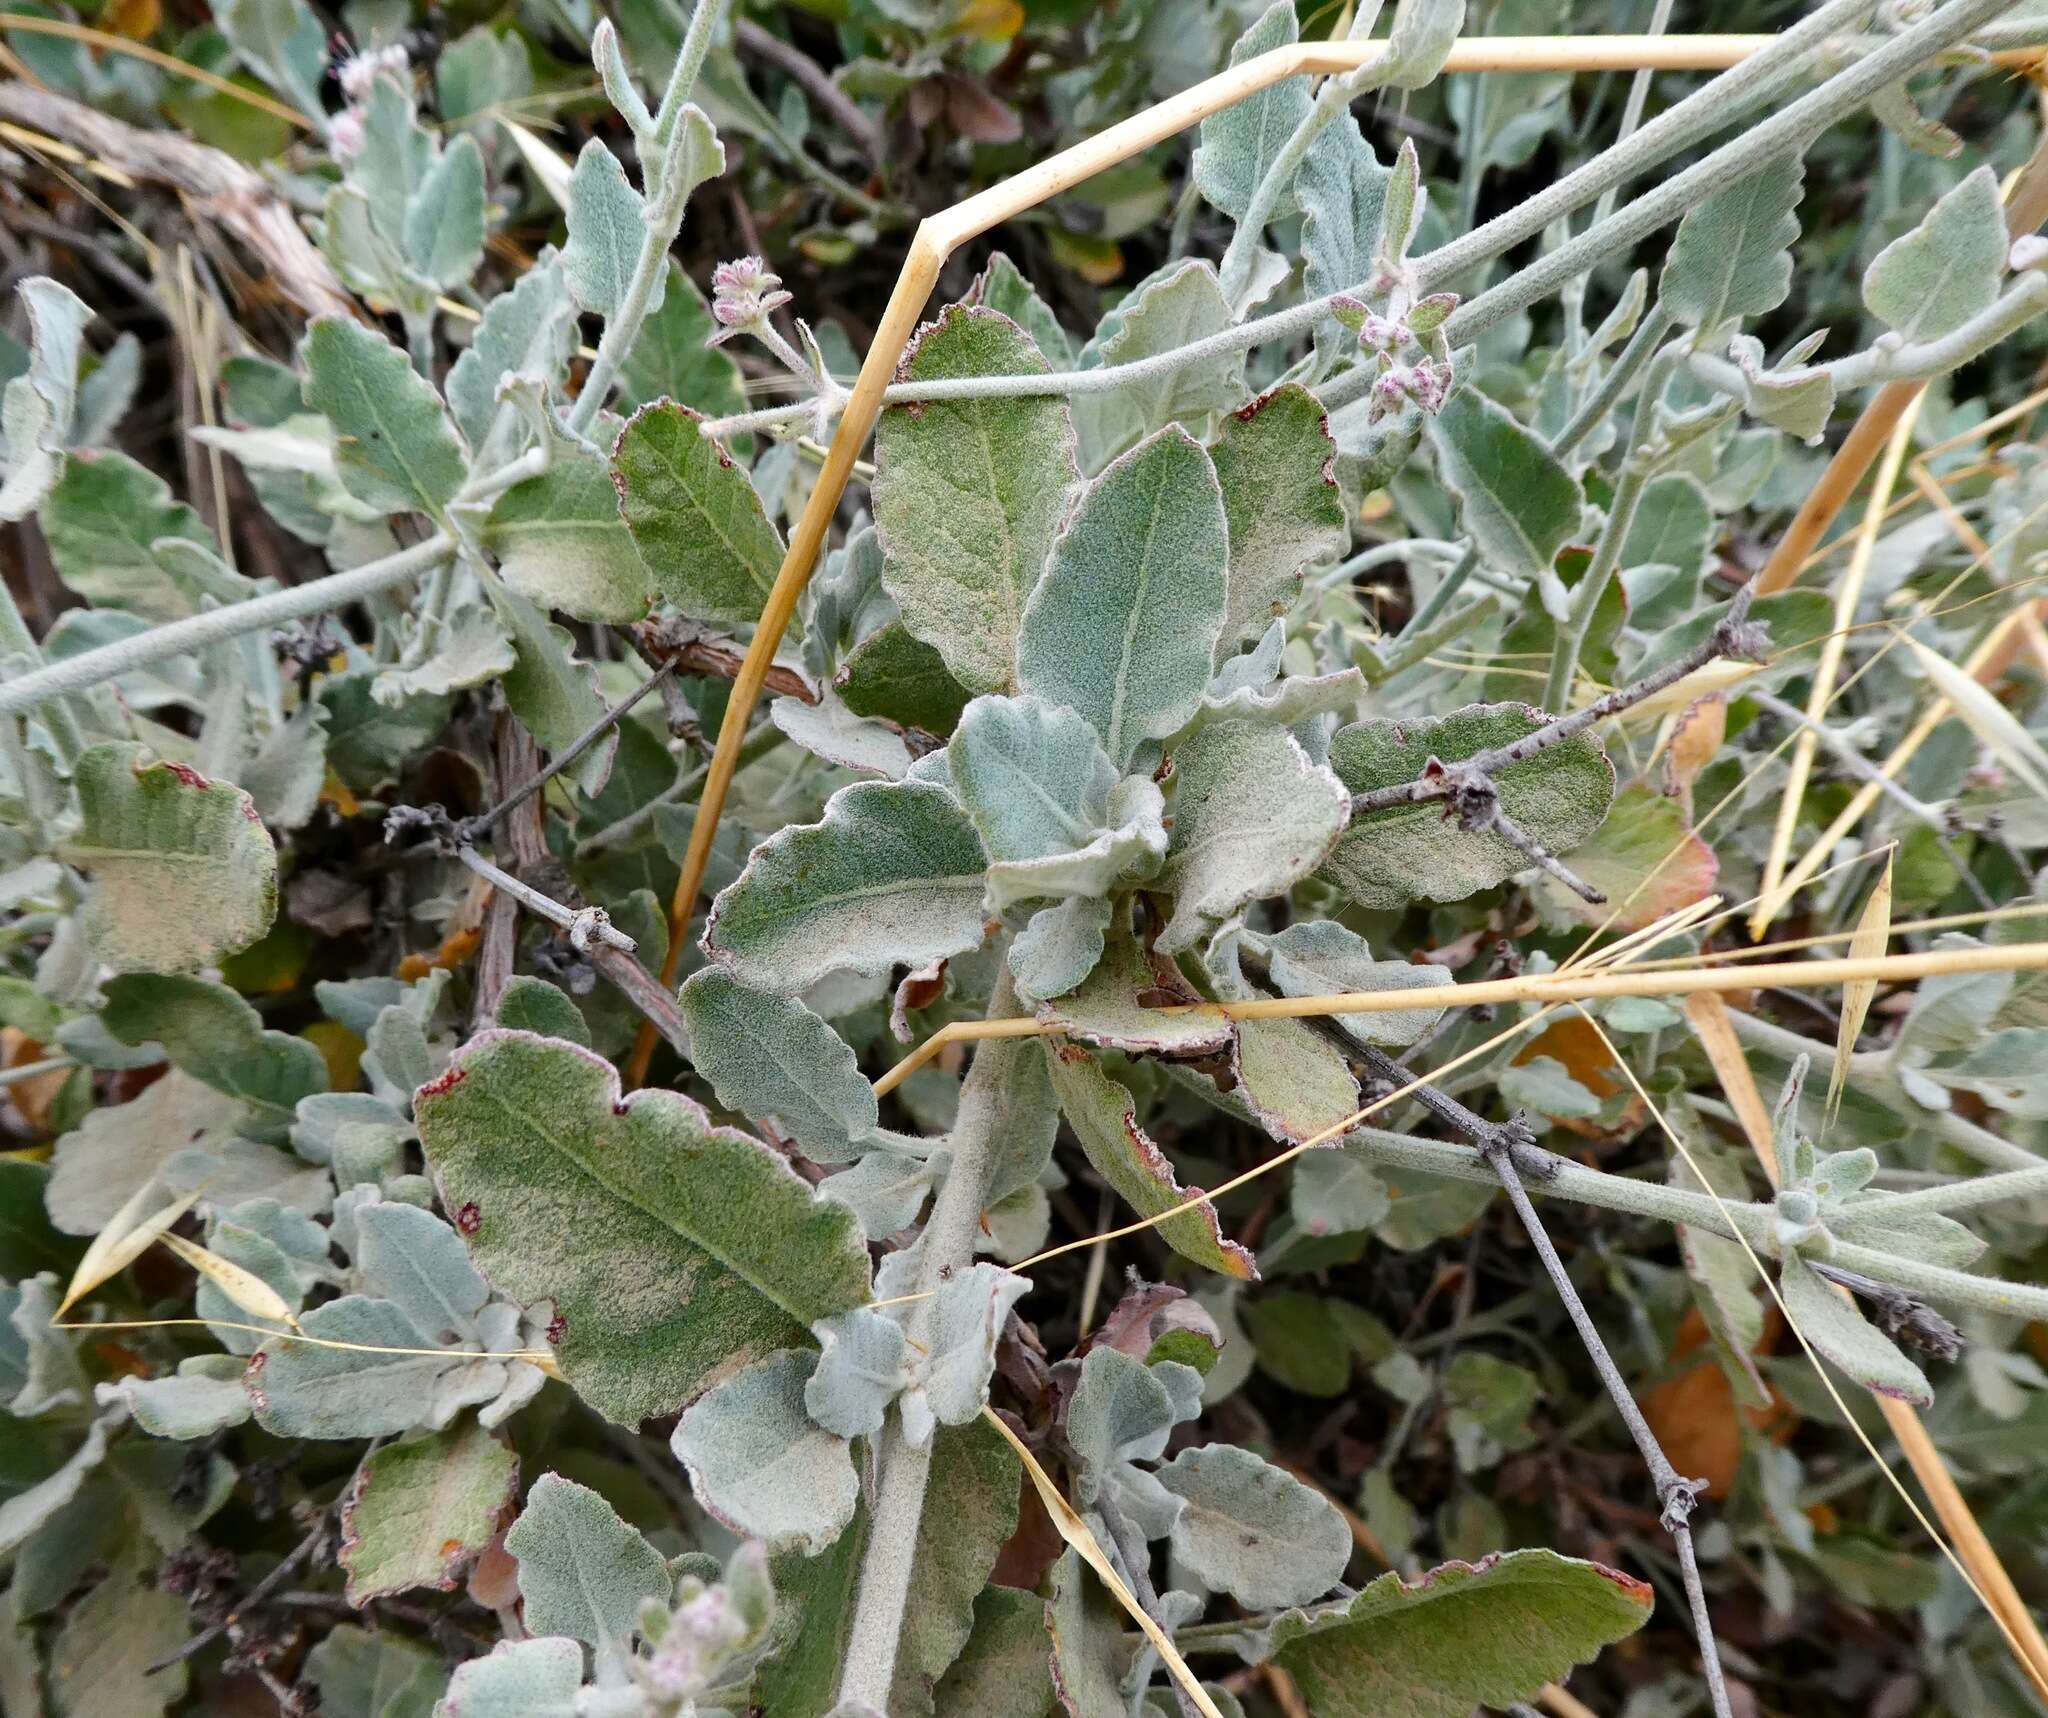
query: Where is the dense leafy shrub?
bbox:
[4,1,2048,1715]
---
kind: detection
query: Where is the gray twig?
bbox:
[1338,1037,1732,1718]
[453,847,636,954]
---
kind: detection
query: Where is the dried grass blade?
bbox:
[978,1406,1225,1718]
[1896,630,2048,801]
[1828,853,1893,1123]
[58,1184,203,1315]
[157,1232,297,1328]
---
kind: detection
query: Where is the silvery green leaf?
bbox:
[320,183,432,323]
[447,257,577,452]
[482,447,654,624]
[1045,1548,1129,1716]
[1209,383,1347,649]
[1043,1045,1254,1279]
[0,277,88,522]
[438,25,535,130]
[507,1473,672,1647]
[1298,111,1390,306]
[301,319,467,516]
[672,1349,859,1556]
[917,1263,1029,1435]
[1384,0,1466,89]
[679,967,904,1162]
[46,1071,251,1234]
[0,1415,109,1557]
[1721,334,1835,441]
[1498,1055,1601,1118]
[1662,163,1802,338]
[804,1306,910,1437]
[72,330,138,447]
[215,0,327,129]
[98,1355,251,1439]
[872,305,1079,696]
[1018,425,1229,770]
[1829,1200,1985,1269]
[1009,894,1113,1005]
[770,692,912,780]
[948,694,1118,867]
[1157,721,1348,955]
[485,584,618,798]
[1779,1252,1932,1407]
[1429,386,1581,586]
[373,609,515,703]
[970,251,1076,368]
[338,1418,518,1605]
[404,133,487,292]
[703,780,989,994]
[818,1150,939,1240]
[247,1293,509,1438]
[984,774,1167,911]
[415,1031,872,1423]
[1156,1443,1351,1608]
[101,973,327,1134]
[931,1586,1058,1716]
[1621,472,1713,578]
[563,139,660,319]
[47,1557,194,1717]
[652,102,726,221]
[61,743,277,975]
[1232,1014,1361,1146]
[0,1275,84,1417]
[1863,166,2005,342]
[1191,1,1308,221]
[1054,915,1233,1058]
[1066,1346,1193,1491]
[1246,920,1452,1049]
[1321,703,1615,909]
[1073,261,1242,469]
[438,1638,586,1718]
[1291,1145,1391,1235]
[306,1622,444,1718]
[612,401,785,628]
[37,450,213,617]
[351,1200,489,1339]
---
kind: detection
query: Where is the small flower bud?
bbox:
[708,256,794,345]
[2010,234,2048,273]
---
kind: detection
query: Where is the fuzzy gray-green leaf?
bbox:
[703,780,989,995]
[1209,383,1346,649]
[612,400,785,627]
[505,1472,670,1647]
[872,305,1079,695]
[1863,164,2006,343]
[1429,386,1581,584]
[301,318,466,516]
[1662,162,1803,337]
[414,1030,871,1423]
[62,742,277,974]
[1017,425,1229,770]
[1156,1442,1352,1609]
[671,1348,859,1556]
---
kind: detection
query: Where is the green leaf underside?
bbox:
[1271,1549,1654,1717]
[1043,1043,1255,1280]
[1321,703,1615,909]
[414,1029,871,1424]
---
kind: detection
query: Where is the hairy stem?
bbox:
[566,0,727,436]
[0,534,456,719]
[836,969,1022,1710]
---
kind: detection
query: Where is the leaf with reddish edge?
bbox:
[338,1419,518,1605]
[1043,1041,1255,1281]
[1537,783,1717,932]
[1267,1548,1654,1717]
[414,1029,871,1425]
